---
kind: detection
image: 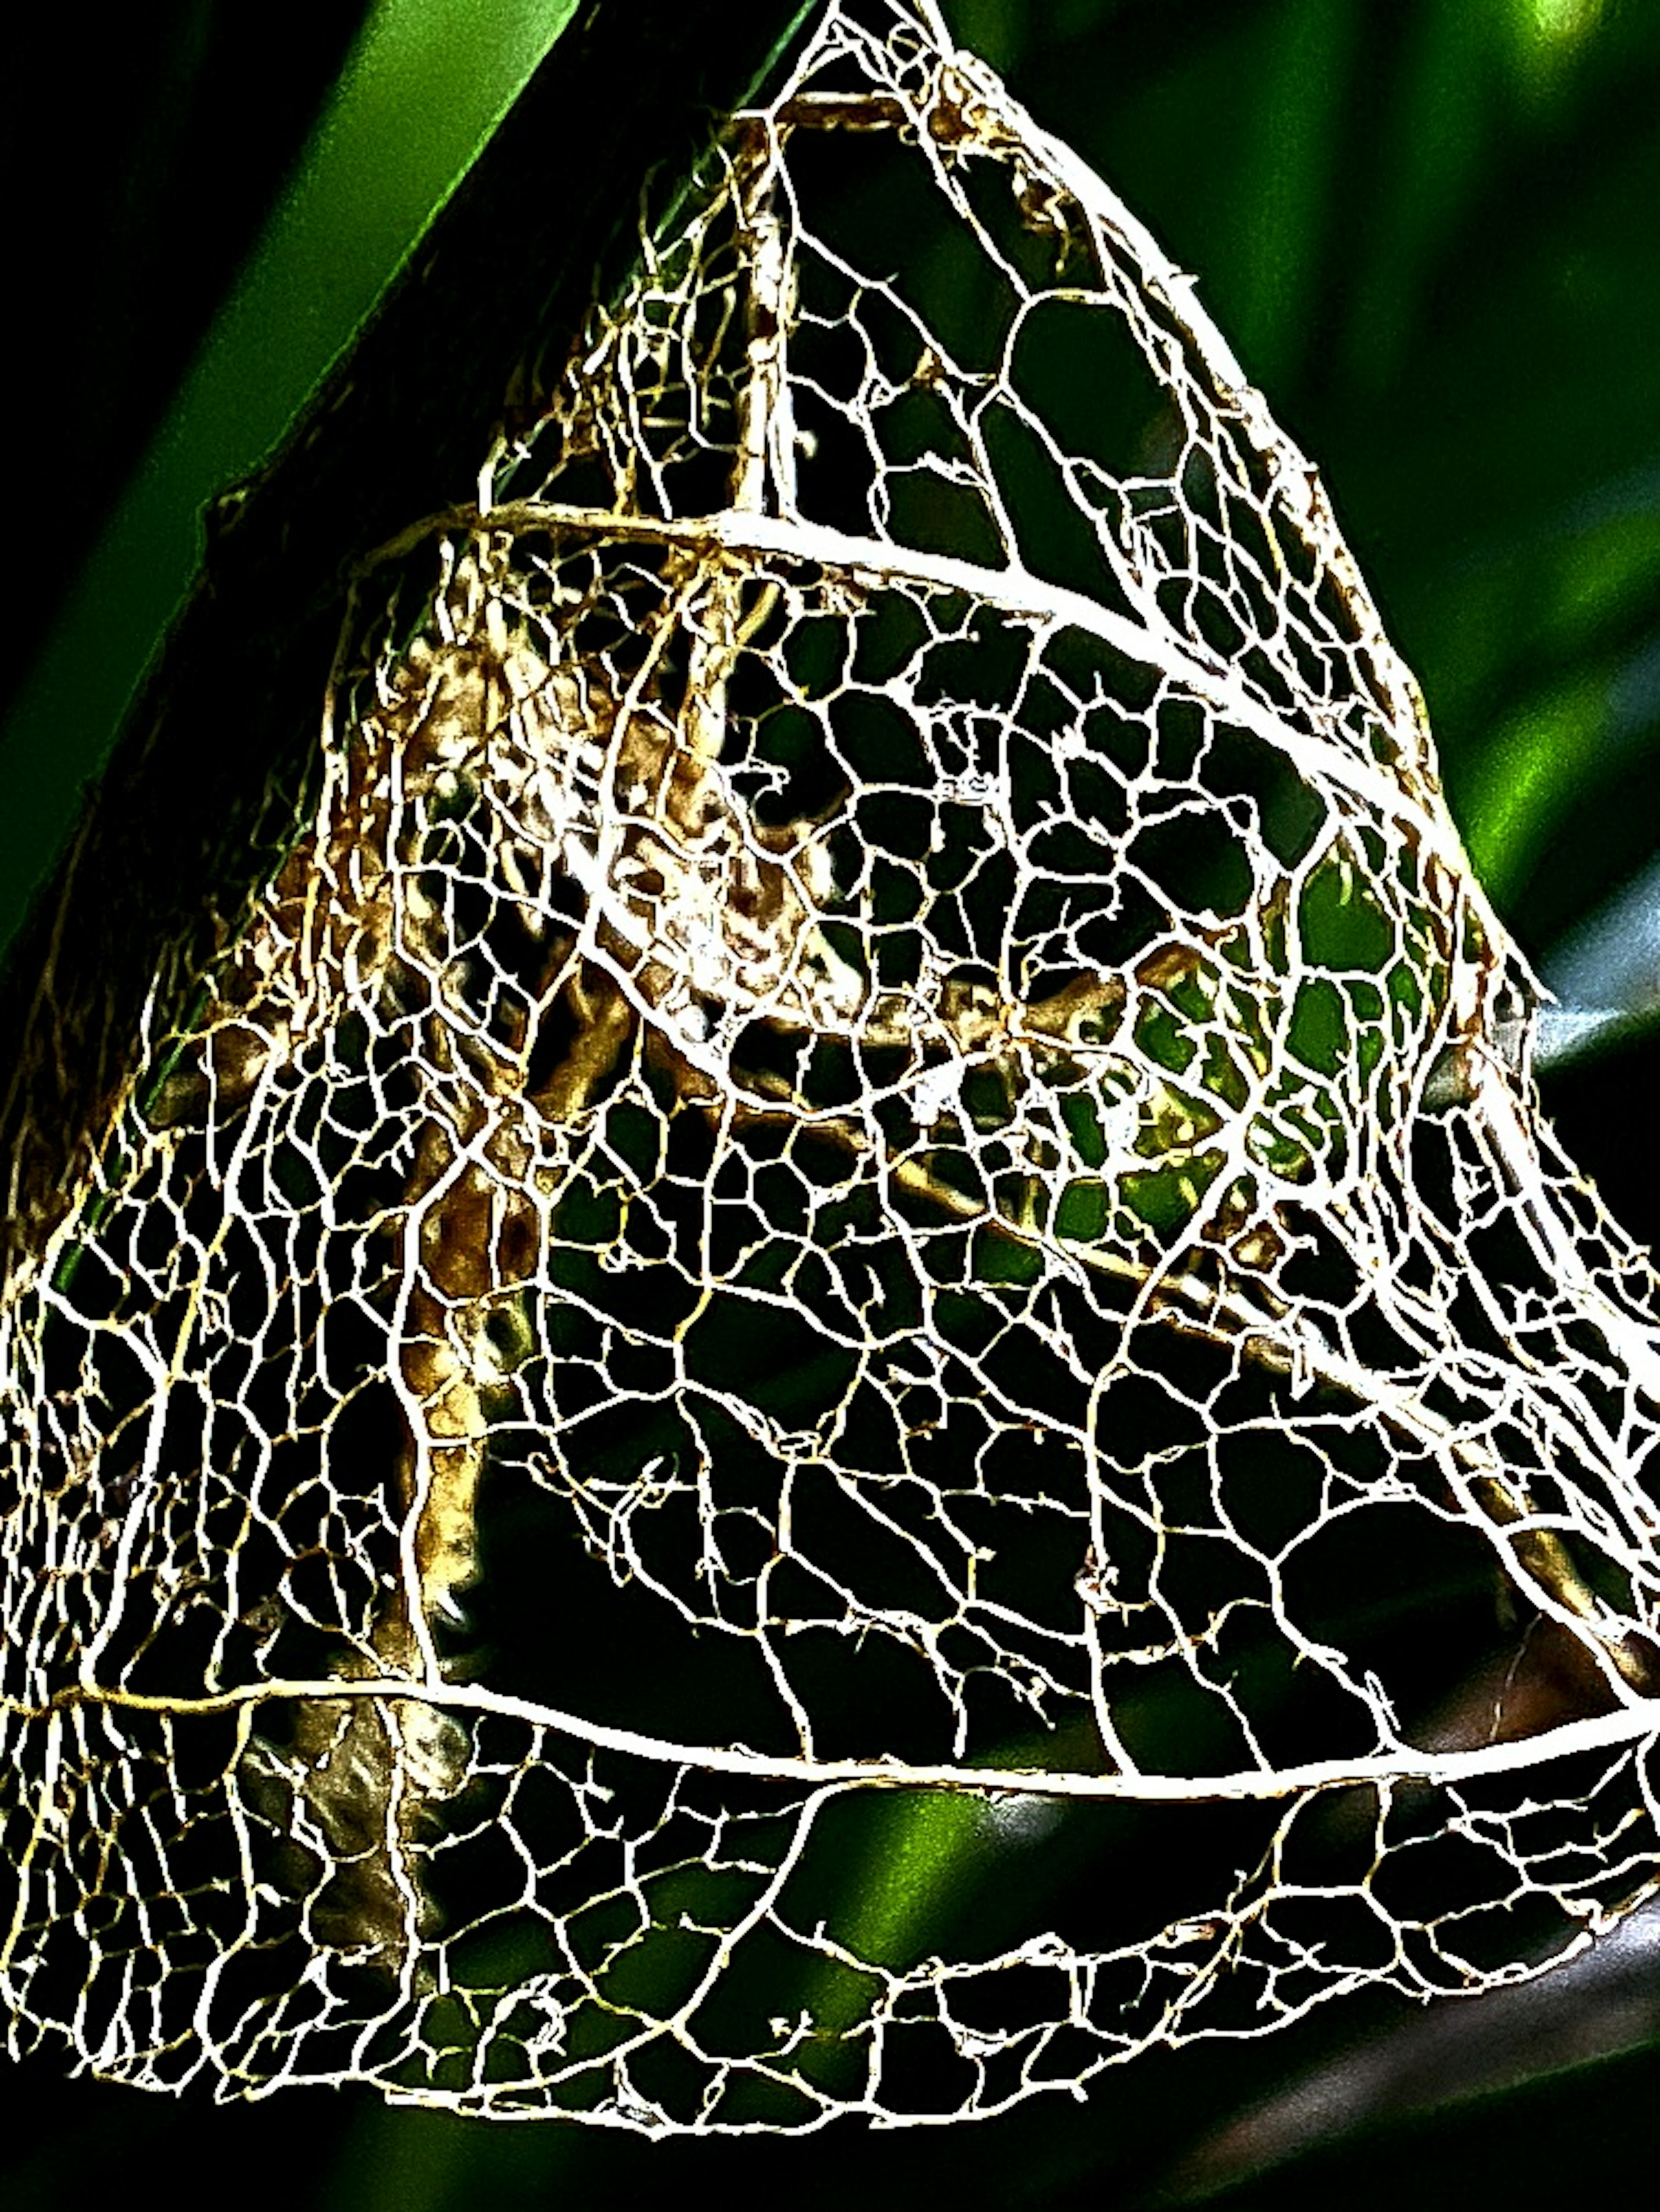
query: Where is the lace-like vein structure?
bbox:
[4,0,1660,2129]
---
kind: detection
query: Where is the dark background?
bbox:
[2,1,1658,2204]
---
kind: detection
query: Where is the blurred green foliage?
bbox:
[3,0,1659,2205]
[0,0,576,963]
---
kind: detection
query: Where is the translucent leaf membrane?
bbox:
[4,0,1660,2130]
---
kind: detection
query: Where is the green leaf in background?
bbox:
[0,0,578,959]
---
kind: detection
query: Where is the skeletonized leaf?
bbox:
[4,0,1660,2131]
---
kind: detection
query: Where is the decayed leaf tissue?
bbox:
[3,0,1660,2129]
